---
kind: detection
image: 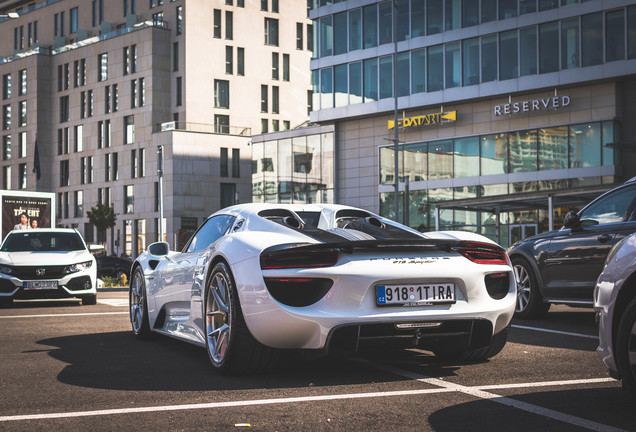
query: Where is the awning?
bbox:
[434,183,617,244]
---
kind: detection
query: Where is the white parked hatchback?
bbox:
[0,228,98,306]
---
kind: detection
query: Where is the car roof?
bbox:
[8,228,79,234]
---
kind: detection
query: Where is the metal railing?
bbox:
[158,121,252,137]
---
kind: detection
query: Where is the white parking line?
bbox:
[512,324,598,340]
[0,375,622,428]
[375,363,625,432]
[97,299,129,307]
[0,312,128,319]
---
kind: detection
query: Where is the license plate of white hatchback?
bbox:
[24,280,58,290]
[376,283,456,306]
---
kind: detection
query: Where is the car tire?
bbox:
[434,326,510,362]
[129,266,152,338]
[512,257,550,319]
[81,294,97,305]
[616,296,636,396]
[205,262,279,375]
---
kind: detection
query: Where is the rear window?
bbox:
[1,232,86,252]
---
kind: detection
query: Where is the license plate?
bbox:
[376,283,456,306]
[24,280,58,290]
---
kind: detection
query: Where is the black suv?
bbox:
[508,178,636,318]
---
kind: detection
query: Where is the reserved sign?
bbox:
[494,95,570,116]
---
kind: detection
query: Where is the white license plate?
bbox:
[376,283,456,306]
[24,280,58,290]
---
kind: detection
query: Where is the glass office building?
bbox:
[308,0,636,246]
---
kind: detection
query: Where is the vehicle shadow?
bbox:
[427,386,634,431]
[2,299,83,308]
[35,331,464,392]
[511,309,599,352]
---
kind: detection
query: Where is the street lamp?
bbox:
[0,12,19,19]
[157,145,164,242]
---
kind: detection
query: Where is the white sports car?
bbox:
[130,204,516,374]
[0,228,98,305]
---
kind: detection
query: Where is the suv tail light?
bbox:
[453,241,510,265]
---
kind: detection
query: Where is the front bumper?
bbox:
[0,272,96,300]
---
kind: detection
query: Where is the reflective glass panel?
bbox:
[334,12,347,55]
[397,52,410,97]
[411,0,425,38]
[606,10,625,62]
[569,123,601,168]
[334,64,348,107]
[427,0,443,35]
[403,143,427,182]
[445,42,460,88]
[509,130,537,173]
[462,38,480,86]
[481,35,497,82]
[481,133,508,175]
[412,49,426,94]
[349,9,362,51]
[349,62,362,104]
[500,30,518,80]
[429,140,452,179]
[520,26,537,76]
[379,56,393,99]
[561,18,579,69]
[538,126,568,170]
[427,45,443,91]
[539,21,559,73]
[582,13,603,66]
[454,137,479,178]
[378,1,392,45]
[363,5,377,49]
[364,58,378,102]
[396,0,409,41]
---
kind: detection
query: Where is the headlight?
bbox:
[0,265,14,275]
[65,261,93,273]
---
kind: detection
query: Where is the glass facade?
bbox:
[379,120,620,238]
[311,4,636,109]
[252,132,334,204]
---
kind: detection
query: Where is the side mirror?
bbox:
[148,241,169,257]
[562,211,580,229]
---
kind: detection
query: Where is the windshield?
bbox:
[1,232,86,252]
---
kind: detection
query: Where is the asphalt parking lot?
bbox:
[1,290,635,432]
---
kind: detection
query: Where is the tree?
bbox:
[87,203,117,244]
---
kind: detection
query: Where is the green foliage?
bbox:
[87,203,117,240]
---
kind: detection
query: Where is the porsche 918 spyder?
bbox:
[129,204,516,374]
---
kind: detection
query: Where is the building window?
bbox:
[606,9,625,62]
[105,86,112,113]
[138,78,145,106]
[19,131,26,158]
[176,77,182,106]
[261,118,268,133]
[98,53,108,82]
[70,7,78,33]
[215,115,230,134]
[2,74,10,100]
[225,11,233,39]
[125,185,134,214]
[18,70,26,95]
[60,96,69,122]
[105,152,118,182]
[261,0,268,11]
[214,80,229,108]
[261,85,268,112]
[220,147,228,177]
[2,135,10,160]
[59,159,69,186]
[74,125,83,152]
[282,54,290,81]
[112,84,119,112]
[237,47,245,76]
[3,165,11,189]
[176,5,183,35]
[173,42,179,71]
[19,101,26,127]
[213,9,222,38]
[297,23,303,49]
[272,86,279,114]
[131,149,144,178]
[265,18,279,46]
[131,79,138,108]
[220,183,236,208]
[232,148,240,178]
[124,115,135,144]
[2,105,10,130]
[19,163,27,189]
[74,190,83,217]
[272,52,279,80]
[226,46,233,74]
[582,13,603,67]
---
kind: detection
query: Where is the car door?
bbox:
[544,184,636,302]
[171,215,236,341]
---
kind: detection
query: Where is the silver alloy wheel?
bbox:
[514,263,530,313]
[206,270,232,366]
[130,269,144,333]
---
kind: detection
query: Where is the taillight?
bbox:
[453,241,509,265]
[260,248,339,270]
[263,277,333,307]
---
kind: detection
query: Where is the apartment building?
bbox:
[0,0,313,255]
[302,0,636,247]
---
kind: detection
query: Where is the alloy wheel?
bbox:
[206,271,232,365]
[514,263,530,313]
[130,269,144,333]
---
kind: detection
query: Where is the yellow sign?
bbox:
[388,110,457,130]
